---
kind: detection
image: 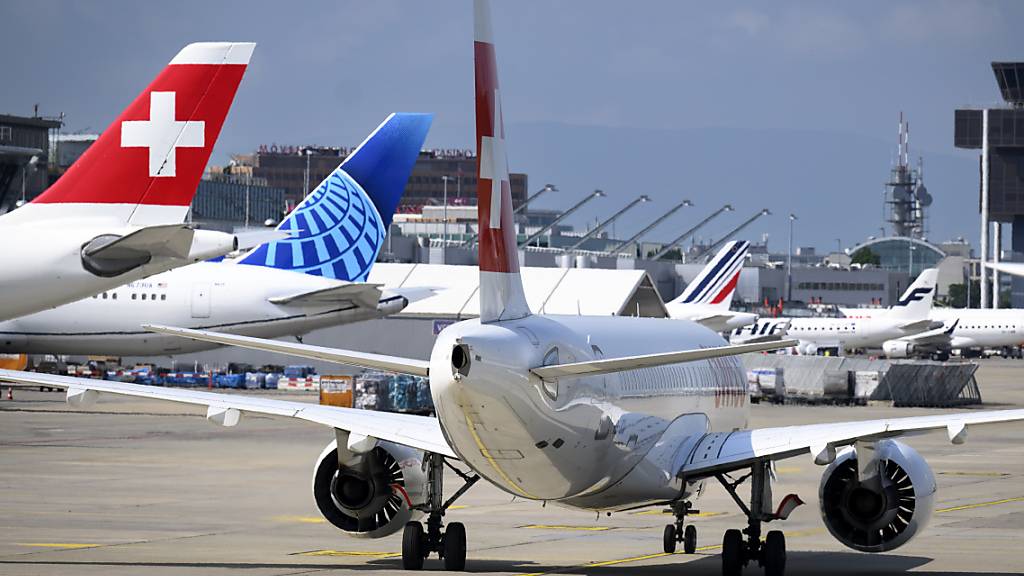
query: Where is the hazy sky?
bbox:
[2,1,1021,251]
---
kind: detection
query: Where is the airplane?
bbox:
[736,269,940,355]
[664,240,757,332]
[0,113,434,357]
[838,305,1024,359]
[0,42,272,322]
[6,4,1024,576]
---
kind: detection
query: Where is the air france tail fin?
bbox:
[475,0,530,323]
[237,113,431,282]
[671,241,748,308]
[21,43,254,226]
[888,268,938,318]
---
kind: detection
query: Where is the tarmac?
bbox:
[2,359,1024,575]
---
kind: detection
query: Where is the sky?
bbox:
[2,1,1022,253]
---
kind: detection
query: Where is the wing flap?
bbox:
[0,369,454,457]
[144,324,430,377]
[531,339,797,380]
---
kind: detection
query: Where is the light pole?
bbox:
[607,199,693,256]
[519,189,606,248]
[567,194,650,252]
[303,148,313,197]
[651,204,733,261]
[464,184,558,246]
[787,213,797,302]
[441,175,452,264]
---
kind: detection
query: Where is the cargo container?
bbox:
[319,375,354,407]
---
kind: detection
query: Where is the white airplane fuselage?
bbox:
[785,316,917,352]
[429,314,747,510]
[931,308,1024,349]
[0,261,386,356]
[0,214,224,322]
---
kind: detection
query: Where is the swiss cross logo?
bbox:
[479,89,509,229]
[121,91,205,177]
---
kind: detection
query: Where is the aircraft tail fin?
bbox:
[889,268,938,318]
[475,0,530,322]
[25,43,254,226]
[672,240,748,308]
[237,113,431,282]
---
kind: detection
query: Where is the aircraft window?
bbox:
[112,293,117,300]
[131,293,137,300]
[151,293,157,301]
[141,294,147,300]
[102,292,108,299]
[541,347,559,400]
[161,294,166,301]
[92,294,97,299]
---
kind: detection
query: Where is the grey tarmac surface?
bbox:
[2,359,1024,575]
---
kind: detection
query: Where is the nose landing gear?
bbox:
[401,453,479,571]
[662,500,698,554]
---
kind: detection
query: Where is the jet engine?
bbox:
[882,340,914,359]
[818,439,935,553]
[312,439,429,539]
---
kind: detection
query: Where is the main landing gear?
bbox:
[401,453,479,571]
[715,460,799,576]
[662,500,698,554]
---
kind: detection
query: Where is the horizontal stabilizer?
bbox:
[269,283,383,308]
[693,314,734,328]
[234,229,292,251]
[531,339,797,380]
[144,324,429,376]
[83,224,194,261]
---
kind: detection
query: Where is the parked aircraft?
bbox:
[839,305,1024,358]
[664,240,757,331]
[5,6,1024,576]
[0,113,432,356]
[736,269,940,355]
[0,42,272,322]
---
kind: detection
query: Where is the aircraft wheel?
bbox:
[443,521,467,571]
[663,524,677,553]
[683,524,697,554]
[763,530,786,576]
[402,521,425,570]
[722,529,743,576]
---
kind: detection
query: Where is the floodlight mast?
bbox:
[691,208,771,263]
[567,194,650,252]
[519,189,606,248]
[650,203,734,261]
[605,199,693,256]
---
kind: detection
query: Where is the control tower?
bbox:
[885,113,931,239]
[955,62,1024,307]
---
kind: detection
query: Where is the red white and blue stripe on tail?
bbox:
[672,241,749,307]
[237,113,431,282]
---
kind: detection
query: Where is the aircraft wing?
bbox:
[531,340,797,380]
[896,318,944,332]
[269,283,383,308]
[679,409,1024,479]
[897,319,959,347]
[0,369,454,458]
[144,324,430,377]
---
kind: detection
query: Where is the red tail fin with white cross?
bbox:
[475,0,530,322]
[24,42,253,226]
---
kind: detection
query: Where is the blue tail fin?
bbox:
[238,113,431,281]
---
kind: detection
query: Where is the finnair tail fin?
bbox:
[20,43,254,226]
[237,113,431,282]
[475,0,530,323]
[671,240,748,308]
[888,268,938,318]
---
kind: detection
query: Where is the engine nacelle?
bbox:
[312,439,428,539]
[882,340,914,359]
[818,439,936,553]
[797,342,818,356]
[187,229,239,262]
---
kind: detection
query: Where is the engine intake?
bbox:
[312,439,428,539]
[818,439,935,552]
[882,340,914,359]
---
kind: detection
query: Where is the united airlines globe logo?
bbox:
[240,170,385,281]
